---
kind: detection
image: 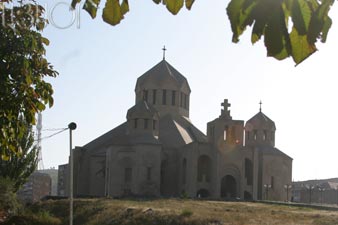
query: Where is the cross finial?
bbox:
[259,100,262,112]
[221,99,232,119]
[162,45,167,60]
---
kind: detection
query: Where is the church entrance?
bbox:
[221,175,237,199]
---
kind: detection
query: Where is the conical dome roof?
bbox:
[245,111,276,131]
[135,59,191,92]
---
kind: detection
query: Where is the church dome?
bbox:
[134,59,191,118]
[245,111,276,131]
[245,110,276,148]
[135,59,191,93]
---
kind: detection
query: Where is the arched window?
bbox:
[172,90,176,105]
[197,155,211,182]
[245,158,253,185]
[162,89,167,105]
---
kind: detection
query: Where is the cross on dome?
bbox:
[162,46,167,60]
[259,100,262,112]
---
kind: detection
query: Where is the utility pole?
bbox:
[68,122,77,225]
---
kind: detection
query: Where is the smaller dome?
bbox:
[245,112,276,131]
[127,100,159,120]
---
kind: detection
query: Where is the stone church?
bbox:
[65,58,292,201]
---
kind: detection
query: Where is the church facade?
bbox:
[66,59,292,201]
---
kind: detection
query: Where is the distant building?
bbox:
[57,164,69,196]
[292,178,338,205]
[17,172,51,203]
[38,168,58,196]
[58,59,292,201]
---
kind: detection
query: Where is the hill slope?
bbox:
[6,199,338,225]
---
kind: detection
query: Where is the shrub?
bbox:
[0,177,21,215]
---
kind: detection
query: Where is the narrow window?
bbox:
[184,94,187,109]
[224,126,228,141]
[162,89,166,105]
[271,131,274,141]
[147,167,152,181]
[124,168,132,183]
[263,130,267,141]
[144,119,148,129]
[152,90,157,104]
[153,120,157,130]
[172,90,176,106]
[271,176,274,189]
[254,130,257,140]
[247,131,250,140]
[180,92,183,107]
[134,119,138,129]
[143,90,148,102]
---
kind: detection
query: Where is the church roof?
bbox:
[83,122,160,151]
[127,100,159,119]
[258,146,292,160]
[135,59,191,92]
[246,111,276,130]
[159,114,208,148]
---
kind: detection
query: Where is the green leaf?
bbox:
[264,6,290,59]
[153,0,161,4]
[102,0,123,26]
[227,0,245,43]
[185,0,195,10]
[83,0,101,19]
[166,0,184,15]
[41,37,49,46]
[321,16,332,42]
[290,27,316,65]
[71,0,82,9]
[121,0,129,15]
[291,0,311,35]
[307,0,333,44]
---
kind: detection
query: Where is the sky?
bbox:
[36,0,338,181]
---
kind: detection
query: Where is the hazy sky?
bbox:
[38,0,338,181]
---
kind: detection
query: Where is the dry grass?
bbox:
[27,198,338,225]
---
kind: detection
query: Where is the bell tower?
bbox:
[207,99,244,149]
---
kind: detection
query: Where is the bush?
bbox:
[2,212,62,225]
[0,177,21,215]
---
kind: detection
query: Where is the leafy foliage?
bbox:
[0,177,20,215]
[0,2,58,159]
[0,119,38,192]
[226,0,334,65]
[71,0,334,65]
[71,0,195,26]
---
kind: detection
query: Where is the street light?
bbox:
[68,122,76,225]
[284,184,292,202]
[264,184,272,200]
[305,185,315,204]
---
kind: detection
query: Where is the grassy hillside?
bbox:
[5,199,338,225]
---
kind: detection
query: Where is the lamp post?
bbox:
[284,184,292,202]
[306,185,314,204]
[68,122,77,225]
[264,184,271,200]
